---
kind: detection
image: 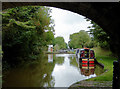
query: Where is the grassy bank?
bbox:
[87,47,117,81]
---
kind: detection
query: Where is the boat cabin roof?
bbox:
[80,48,94,51]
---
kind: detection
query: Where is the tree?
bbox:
[45,31,54,45]
[69,33,79,48]
[2,6,55,66]
[53,36,67,50]
[87,20,110,49]
[69,30,91,49]
[54,44,60,52]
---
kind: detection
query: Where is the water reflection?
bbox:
[80,63,95,76]
[76,56,104,77]
[52,54,88,87]
[3,54,104,87]
[48,54,53,63]
[3,54,56,87]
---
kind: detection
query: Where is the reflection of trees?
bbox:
[69,56,78,67]
[54,57,64,65]
[37,55,55,87]
[3,54,56,87]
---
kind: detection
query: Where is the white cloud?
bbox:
[50,7,92,43]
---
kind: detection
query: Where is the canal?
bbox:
[3,54,104,87]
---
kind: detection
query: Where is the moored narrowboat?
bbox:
[79,48,96,63]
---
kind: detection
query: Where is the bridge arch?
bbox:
[2,2,120,88]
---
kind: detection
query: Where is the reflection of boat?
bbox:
[82,64,95,69]
[80,62,95,76]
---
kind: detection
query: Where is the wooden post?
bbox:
[113,61,119,89]
[118,59,120,89]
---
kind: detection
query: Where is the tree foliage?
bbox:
[68,30,91,49]
[88,20,110,49]
[53,36,67,50]
[2,6,55,66]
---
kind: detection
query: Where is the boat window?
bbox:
[85,49,89,58]
[90,50,95,58]
[80,51,85,58]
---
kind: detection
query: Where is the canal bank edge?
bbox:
[46,51,75,54]
[68,81,112,88]
[68,61,111,88]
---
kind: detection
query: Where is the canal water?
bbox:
[3,54,104,87]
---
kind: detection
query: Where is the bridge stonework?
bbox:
[2,2,120,89]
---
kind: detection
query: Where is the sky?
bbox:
[50,7,92,43]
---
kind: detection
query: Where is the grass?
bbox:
[86,47,117,81]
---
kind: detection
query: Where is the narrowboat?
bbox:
[79,48,96,64]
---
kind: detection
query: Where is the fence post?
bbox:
[113,61,119,89]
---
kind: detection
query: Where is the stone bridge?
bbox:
[1,2,120,89]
